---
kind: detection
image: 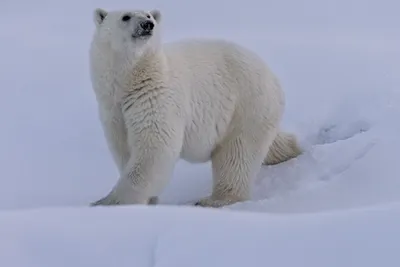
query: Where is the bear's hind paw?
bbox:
[194,196,244,208]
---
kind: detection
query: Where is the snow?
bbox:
[2,204,400,267]
[0,0,399,266]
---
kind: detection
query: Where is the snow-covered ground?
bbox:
[1,0,399,266]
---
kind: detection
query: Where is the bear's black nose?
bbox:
[140,20,154,31]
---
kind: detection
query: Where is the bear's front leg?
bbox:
[91,139,182,206]
[91,102,184,206]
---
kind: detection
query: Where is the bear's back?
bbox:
[161,38,281,109]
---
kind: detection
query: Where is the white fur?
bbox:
[89,8,301,207]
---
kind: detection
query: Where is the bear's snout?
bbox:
[140,20,154,32]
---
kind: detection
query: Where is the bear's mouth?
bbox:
[132,30,152,39]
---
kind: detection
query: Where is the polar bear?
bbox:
[89,8,301,208]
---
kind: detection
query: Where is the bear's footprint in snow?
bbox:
[316,120,371,145]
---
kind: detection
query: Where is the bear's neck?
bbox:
[112,48,167,90]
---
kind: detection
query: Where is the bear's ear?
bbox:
[94,8,108,27]
[149,9,161,23]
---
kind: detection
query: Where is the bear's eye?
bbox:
[121,14,131,22]
[146,14,151,19]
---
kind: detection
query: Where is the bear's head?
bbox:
[92,8,162,59]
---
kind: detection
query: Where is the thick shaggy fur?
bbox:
[89,8,301,207]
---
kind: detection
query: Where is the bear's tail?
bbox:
[263,131,302,165]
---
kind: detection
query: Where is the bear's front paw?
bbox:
[90,191,122,206]
[90,186,155,207]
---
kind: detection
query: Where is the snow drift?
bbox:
[1,204,400,267]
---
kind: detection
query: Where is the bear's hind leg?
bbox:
[195,131,274,208]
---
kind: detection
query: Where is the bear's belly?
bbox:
[180,137,214,163]
[179,118,230,163]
